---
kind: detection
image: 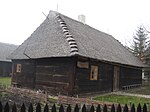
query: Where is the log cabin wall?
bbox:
[120,66,142,87]
[0,61,12,77]
[11,57,142,95]
[35,57,75,95]
[0,62,3,76]
[75,57,113,93]
[12,60,36,88]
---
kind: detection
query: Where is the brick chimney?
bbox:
[78,15,85,24]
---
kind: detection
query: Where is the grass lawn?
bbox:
[0,77,11,87]
[93,94,150,107]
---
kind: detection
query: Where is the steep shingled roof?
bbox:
[0,42,17,62]
[9,11,145,67]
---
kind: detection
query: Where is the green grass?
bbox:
[0,77,11,87]
[48,96,57,103]
[93,94,150,107]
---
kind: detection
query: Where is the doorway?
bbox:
[113,66,120,91]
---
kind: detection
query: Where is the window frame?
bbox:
[16,64,22,73]
[90,65,98,80]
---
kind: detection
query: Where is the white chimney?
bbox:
[78,15,85,24]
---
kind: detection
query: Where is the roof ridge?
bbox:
[56,15,79,55]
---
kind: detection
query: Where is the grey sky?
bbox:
[0,0,150,45]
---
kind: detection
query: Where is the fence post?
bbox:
[74,104,79,112]
[51,104,56,112]
[143,103,147,112]
[0,101,2,112]
[81,104,86,112]
[117,104,121,112]
[130,104,135,112]
[123,104,128,112]
[21,103,26,112]
[90,105,94,112]
[96,104,101,112]
[36,103,41,112]
[28,103,33,112]
[59,104,64,112]
[66,104,71,112]
[4,102,9,112]
[44,104,49,112]
[111,104,115,112]
[137,104,141,112]
[103,104,107,112]
[12,103,17,112]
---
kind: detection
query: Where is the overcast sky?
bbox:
[0,0,150,46]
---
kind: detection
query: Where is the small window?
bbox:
[90,65,98,80]
[16,64,21,73]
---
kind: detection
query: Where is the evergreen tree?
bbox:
[132,25,149,62]
[131,25,150,80]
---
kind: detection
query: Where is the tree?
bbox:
[131,25,150,81]
[132,25,149,62]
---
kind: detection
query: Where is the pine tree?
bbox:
[132,25,149,62]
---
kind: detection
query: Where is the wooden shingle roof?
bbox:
[9,11,145,67]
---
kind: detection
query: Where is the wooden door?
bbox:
[113,66,120,91]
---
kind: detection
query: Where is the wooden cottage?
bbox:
[9,11,145,95]
[0,42,17,77]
